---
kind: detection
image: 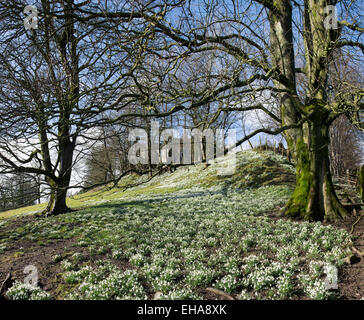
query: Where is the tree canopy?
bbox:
[0,0,362,220]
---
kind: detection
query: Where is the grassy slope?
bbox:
[0,150,294,219]
[0,150,355,300]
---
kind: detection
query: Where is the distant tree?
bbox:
[84,129,124,187]
[329,115,363,177]
[0,173,40,212]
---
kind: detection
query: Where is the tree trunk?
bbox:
[48,185,71,216]
[42,179,71,217]
[285,119,349,222]
[46,140,74,216]
[360,165,364,203]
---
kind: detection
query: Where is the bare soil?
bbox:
[330,213,364,299]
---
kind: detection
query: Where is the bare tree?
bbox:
[0,173,40,212]
[92,0,363,221]
[329,115,363,177]
[1,0,363,221]
[0,0,148,215]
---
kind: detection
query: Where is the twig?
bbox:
[350,213,363,234]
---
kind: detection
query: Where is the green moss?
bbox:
[54,282,77,299]
[360,165,364,203]
[285,138,313,220]
[273,0,280,9]
[304,104,316,113]
[230,157,294,190]
[13,251,24,258]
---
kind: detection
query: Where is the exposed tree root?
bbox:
[0,273,13,299]
[350,213,363,235]
[205,287,235,300]
[153,292,162,299]
[351,246,364,257]
[344,254,361,265]
[344,213,364,263]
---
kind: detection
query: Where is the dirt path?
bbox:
[336,214,364,299]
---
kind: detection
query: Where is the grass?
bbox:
[0,150,294,220]
[0,150,355,300]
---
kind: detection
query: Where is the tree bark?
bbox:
[285,116,349,221]
[48,185,71,216]
[45,140,74,216]
[360,165,364,203]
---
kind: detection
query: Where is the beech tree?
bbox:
[0,0,362,221]
[266,0,363,220]
[0,0,148,215]
[92,0,363,221]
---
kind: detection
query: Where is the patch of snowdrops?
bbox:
[6,281,51,300]
[2,151,352,300]
[48,188,351,300]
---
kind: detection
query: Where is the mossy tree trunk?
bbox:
[285,114,348,221]
[360,165,364,203]
[266,0,351,221]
